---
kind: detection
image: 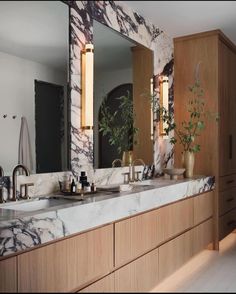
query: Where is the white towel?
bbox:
[18,116,33,172]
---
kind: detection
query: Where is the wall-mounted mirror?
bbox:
[0,1,69,176]
[93,20,154,168]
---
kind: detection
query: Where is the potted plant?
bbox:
[99,91,139,166]
[153,71,218,178]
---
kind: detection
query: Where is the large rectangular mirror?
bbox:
[0,1,69,176]
[93,20,154,169]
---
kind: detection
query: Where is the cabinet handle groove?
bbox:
[226,197,234,202]
[226,180,234,184]
[227,220,236,227]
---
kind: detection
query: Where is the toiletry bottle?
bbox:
[84,182,91,192]
[91,182,96,192]
[79,171,87,189]
[71,178,76,193]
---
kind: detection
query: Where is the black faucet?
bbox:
[12,164,30,201]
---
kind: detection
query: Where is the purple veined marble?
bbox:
[68,0,174,176]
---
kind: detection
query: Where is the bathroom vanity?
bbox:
[0,176,214,292]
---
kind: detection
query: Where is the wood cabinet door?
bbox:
[18,225,113,292]
[79,274,114,293]
[115,209,161,267]
[159,230,193,282]
[193,219,213,255]
[219,41,232,176]
[158,198,193,242]
[0,257,17,292]
[114,247,159,292]
[193,191,213,225]
[229,48,236,173]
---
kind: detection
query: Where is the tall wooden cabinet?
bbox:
[174,30,236,247]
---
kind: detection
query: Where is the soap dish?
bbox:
[162,168,185,180]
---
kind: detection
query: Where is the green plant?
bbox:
[153,76,218,153]
[99,91,139,154]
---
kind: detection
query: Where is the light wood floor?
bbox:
[152,233,236,292]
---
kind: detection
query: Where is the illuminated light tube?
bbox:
[159,75,169,139]
[150,77,154,140]
[81,43,94,130]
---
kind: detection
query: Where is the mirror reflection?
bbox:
[93,20,154,168]
[0,1,69,176]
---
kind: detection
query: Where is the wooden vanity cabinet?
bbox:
[174,29,236,246]
[0,190,213,293]
[115,197,193,267]
[17,225,113,293]
[0,257,17,293]
[114,247,159,292]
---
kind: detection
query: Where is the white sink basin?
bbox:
[2,198,74,212]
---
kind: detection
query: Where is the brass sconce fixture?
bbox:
[81,43,94,130]
[159,75,169,138]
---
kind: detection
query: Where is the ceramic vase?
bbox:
[122,150,133,166]
[183,151,195,178]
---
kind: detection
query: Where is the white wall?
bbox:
[94,67,132,168]
[0,51,67,175]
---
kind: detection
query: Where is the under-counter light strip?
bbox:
[81,43,94,129]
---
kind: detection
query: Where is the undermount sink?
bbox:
[1,198,75,212]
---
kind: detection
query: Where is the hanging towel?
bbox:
[18,116,33,172]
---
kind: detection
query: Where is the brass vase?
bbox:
[183,151,195,178]
[122,150,133,166]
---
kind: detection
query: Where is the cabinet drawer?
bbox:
[159,230,193,282]
[0,257,17,292]
[219,174,236,191]
[193,218,213,255]
[194,191,213,225]
[18,224,113,292]
[79,274,114,293]
[219,187,236,216]
[114,247,159,292]
[158,198,193,242]
[115,209,160,267]
[219,208,236,240]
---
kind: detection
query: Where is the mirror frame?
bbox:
[68,1,174,175]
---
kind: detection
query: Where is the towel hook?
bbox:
[3,114,7,118]
[12,115,17,119]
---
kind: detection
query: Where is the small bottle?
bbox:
[91,182,96,192]
[84,182,91,192]
[77,182,82,193]
[71,178,76,193]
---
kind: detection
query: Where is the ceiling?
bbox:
[125,1,236,44]
[0,1,68,71]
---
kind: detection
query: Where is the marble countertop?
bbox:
[0,175,215,258]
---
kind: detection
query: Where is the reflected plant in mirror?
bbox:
[93,20,154,168]
[99,90,139,166]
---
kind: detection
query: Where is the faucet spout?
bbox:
[12,164,30,201]
[130,159,145,182]
[112,159,123,168]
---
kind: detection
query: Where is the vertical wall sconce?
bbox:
[150,77,154,140]
[81,43,94,129]
[159,75,169,138]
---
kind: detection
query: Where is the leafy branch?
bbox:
[152,78,219,153]
[99,91,139,154]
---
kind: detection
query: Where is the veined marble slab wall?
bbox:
[69,0,174,176]
[3,1,174,199]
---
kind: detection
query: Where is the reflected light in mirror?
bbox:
[81,43,94,129]
[159,75,169,139]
